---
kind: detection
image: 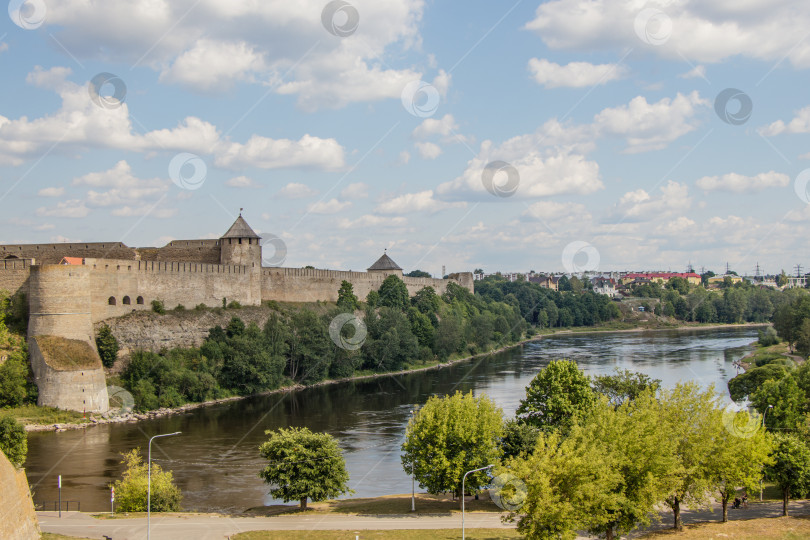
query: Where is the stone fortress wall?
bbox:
[0,216,473,412]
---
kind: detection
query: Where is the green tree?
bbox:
[751,376,804,430]
[500,419,540,460]
[336,280,360,312]
[708,409,774,522]
[95,324,119,368]
[727,363,790,401]
[591,368,661,407]
[0,416,27,467]
[0,350,30,407]
[258,427,351,510]
[405,269,431,278]
[112,448,182,511]
[796,318,810,358]
[509,394,675,540]
[666,276,690,295]
[378,275,409,310]
[659,383,722,531]
[516,360,596,433]
[766,433,810,516]
[286,309,331,383]
[401,391,504,505]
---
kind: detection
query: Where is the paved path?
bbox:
[37,500,810,540]
[37,511,511,539]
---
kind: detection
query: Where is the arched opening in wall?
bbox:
[122,296,131,305]
[108,296,116,306]
[4,255,18,259]
[136,296,144,305]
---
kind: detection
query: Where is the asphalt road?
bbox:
[37,510,512,539]
[37,500,810,540]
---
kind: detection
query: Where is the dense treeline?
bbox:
[627,278,801,323]
[475,278,621,327]
[120,276,530,410]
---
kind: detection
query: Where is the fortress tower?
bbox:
[27,264,109,413]
[219,213,262,268]
[367,250,403,278]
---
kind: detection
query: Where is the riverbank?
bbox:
[21,321,767,433]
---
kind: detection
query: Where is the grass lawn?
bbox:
[641,515,810,539]
[244,494,504,516]
[0,404,88,426]
[234,530,519,540]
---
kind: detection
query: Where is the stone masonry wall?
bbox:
[0,259,32,297]
[29,336,109,413]
[261,267,471,303]
[0,450,39,540]
[84,259,261,322]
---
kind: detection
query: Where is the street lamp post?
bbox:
[462,465,494,540]
[148,431,181,540]
[760,404,773,501]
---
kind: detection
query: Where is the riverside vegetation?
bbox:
[0,274,807,417]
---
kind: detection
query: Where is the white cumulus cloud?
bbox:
[527,58,628,88]
[695,171,790,192]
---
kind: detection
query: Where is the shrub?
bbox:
[174,304,185,311]
[151,300,166,314]
[0,416,27,467]
[112,448,182,512]
[758,327,781,347]
[95,324,119,368]
[226,300,242,309]
[194,303,207,311]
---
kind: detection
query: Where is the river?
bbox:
[24,326,758,513]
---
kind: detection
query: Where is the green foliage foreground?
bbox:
[258,427,351,510]
[111,448,182,512]
[0,415,27,467]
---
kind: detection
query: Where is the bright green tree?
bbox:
[378,275,409,310]
[336,280,360,312]
[112,448,182,511]
[659,383,723,531]
[0,416,27,467]
[508,394,675,540]
[516,359,596,433]
[766,433,810,516]
[401,391,504,505]
[708,408,774,521]
[95,324,119,368]
[258,427,351,510]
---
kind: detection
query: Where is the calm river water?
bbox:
[24,326,758,513]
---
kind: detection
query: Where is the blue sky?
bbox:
[1,0,809,277]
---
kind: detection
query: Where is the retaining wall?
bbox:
[0,451,39,540]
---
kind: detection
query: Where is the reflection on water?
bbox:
[25,326,758,512]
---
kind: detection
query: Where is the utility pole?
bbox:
[795,264,803,278]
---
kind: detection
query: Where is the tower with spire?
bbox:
[367,248,403,278]
[219,211,262,267]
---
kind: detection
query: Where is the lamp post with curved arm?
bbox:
[462,464,494,540]
[148,431,181,540]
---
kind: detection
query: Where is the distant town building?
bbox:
[620,272,701,285]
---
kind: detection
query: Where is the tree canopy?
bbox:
[112,448,182,512]
[516,359,596,433]
[258,427,351,510]
[401,391,504,503]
